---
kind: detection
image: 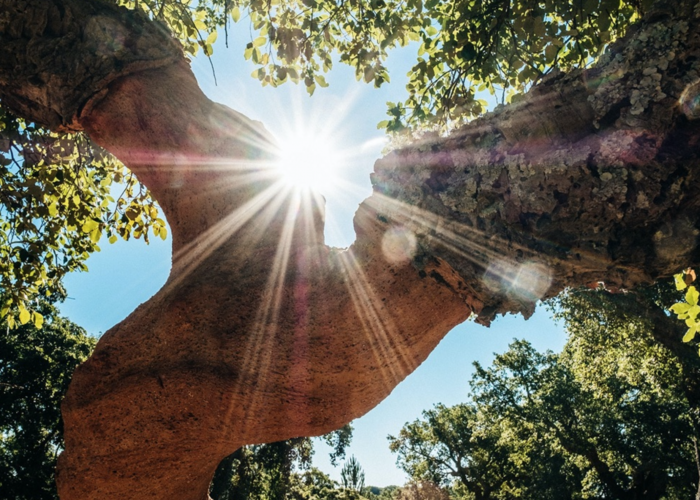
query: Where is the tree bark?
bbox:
[2,1,700,499]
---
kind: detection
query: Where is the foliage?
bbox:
[393,482,450,500]
[391,369,579,499]
[116,0,652,131]
[670,269,700,353]
[288,467,363,500]
[209,424,355,500]
[0,108,165,326]
[0,0,656,316]
[364,485,400,500]
[0,296,96,500]
[341,455,366,492]
[324,421,354,466]
[391,295,700,500]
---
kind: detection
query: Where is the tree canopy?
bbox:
[111,0,652,129]
[0,296,95,500]
[390,286,700,499]
[0,0,656,320]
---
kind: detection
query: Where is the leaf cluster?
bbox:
[0,297,95,500]
[210,424,356,500]
[0,106,165,326]
[670,270,700,349]
[390,290,699,499]
[114,0,652,132]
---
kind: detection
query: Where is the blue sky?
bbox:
[59,24,567,487]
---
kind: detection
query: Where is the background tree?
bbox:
[0,296,95,500]
[209,425,353,500]
[391,297,700,500]
[393,481,451,500]
[390,399,578,499]
[473,339,695,499]
[341,455,367,493]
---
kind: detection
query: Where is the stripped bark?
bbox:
[2,0,700,498]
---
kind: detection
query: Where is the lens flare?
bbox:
[381,226,417,264]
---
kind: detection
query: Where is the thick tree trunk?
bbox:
[3,1,700,499]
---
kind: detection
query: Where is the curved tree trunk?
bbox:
[2,1,700,498]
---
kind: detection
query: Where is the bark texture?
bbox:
[2,1,700,499]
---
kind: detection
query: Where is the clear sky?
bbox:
[58,23,568,488]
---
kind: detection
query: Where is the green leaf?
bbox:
[686,286,699,307]
[206,30,218,45]
[544,44,558,63]
[253,36,266,47]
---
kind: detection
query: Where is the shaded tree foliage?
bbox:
[209,425,353,500]
[0,297,95,500]
[391,286,700,499]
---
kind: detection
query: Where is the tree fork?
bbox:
[2,1,700,498]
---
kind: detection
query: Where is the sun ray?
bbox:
[165,179,289,293]
[231,191,303,437]
[337,250,414,392]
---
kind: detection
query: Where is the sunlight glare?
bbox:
[275,132,341,193]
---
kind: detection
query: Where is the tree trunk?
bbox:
[2,1,700,499]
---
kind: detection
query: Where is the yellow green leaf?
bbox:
[206,30,218,45]
[675,273,687,290]
[670,303,690,315]
[683,328,696,343]
[689,304,700,319]
[18,306,30,325]
[253,36,266,47]
[33,311,44,329]
[315,75,329,88]
[82,219,98,233]
[686,286,699,307]
[231,6,241,22]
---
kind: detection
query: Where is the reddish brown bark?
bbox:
[2,1,700,498]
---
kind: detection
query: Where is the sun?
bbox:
[275,131,342,193]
